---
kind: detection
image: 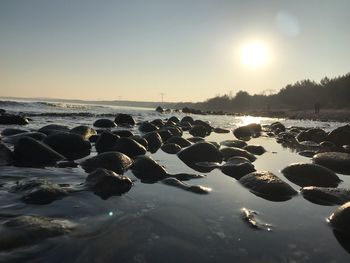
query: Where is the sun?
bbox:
[241,42,268,68]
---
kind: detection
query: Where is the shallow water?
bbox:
[0,100,349,262]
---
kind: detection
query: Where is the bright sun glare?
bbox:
[242,42,268,68]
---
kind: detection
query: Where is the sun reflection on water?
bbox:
[239,115,262,126]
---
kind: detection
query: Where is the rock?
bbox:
[38,124,70,135]
[168,116,180,123]
[150,119,164,128]
[189,125,208,137]
[328,202,350,235]
[139,121,159,133]
[85,168,132,199]
[161,177,211,194]
[178,142,222,172]
[301,186,350,206]
[163,125,182,137]
[313,152,350,175]
[81,151,132,174]
[213,127,230,133]
[298,150,316,158]
[112,137,147,158]
[296,128,327,143]
[93,119,116,128]
[1,215,75,251]
[327,125,350,146]
[57,161,78,168]
[233,124,261,140]
[95,131,120,153]
[1,128,28,136]
[239,171,297,201]
[187,137,205,143]
[43,132,91,160]
[131,155,167,182]
[241,207,272,231]
[243,145,266,155]
[112,130,133,137]
[157,129,173,142]
[70,125,97,140]
[14,137,65,167]
[155,106,164,113]
[221,157,256,179]
[270,122,285,132]
[3,132,47,144]
[281,163,341,187]
[220,139,247,148]
[180,116,194,125]
[0,143,13,166]
[161,143,182,154]
[0,114,29,125]
[167,136,191,148]
[130,135,148,149]
[143,132,163,153]
[114,113,135,126]
[220,147,256,162]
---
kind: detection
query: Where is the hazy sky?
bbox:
[1,0,349,102]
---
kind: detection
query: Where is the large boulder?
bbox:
[93,119,116,128]
[221,157,256,179]
[38,124,70,135]
[70,125,97,140]
[114,113,136,126]
[81,151,132,174]
[43,132,91,160]
[1,128,28,136]
[167,136,191,148]
[296,128,327,143]
[281,163,341,187]
[143,132,163,153]
[0,114,29,125]
[233,123,261,140]
[301,186,350,206]
[95,131,120,153]
[239,171,297,201]
[328,202,350,235]
[313,152,350,175]
[0,143,13,166]
[220,147,256,162]
[243,145,266,155]
[327,125,350,146]
[189,125,208,137]
[112,137,147,158]
[3,132,47,144]
[131,155,167,182]
[139,121,158,133]
[14,137,65,167]
[161,143,182,154]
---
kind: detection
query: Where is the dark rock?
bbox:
[139,121,159,133]
[130,135,148,149]
[131,155,167,182]
[112,137,147,158]
[89,134,99,143]
[81,151,133,174]
[187,137,205,143]
[93,119,116,128]
[38,124,70,135]
[143,132,163,153]
[95,131,120,153]
[239,171,297,201]
[180,116,194,125]
[70,125,97,140]
[112,130,133,138]
[161,143,182,154]
[328,202,350,235]
[296,128,327,143]
[221,157,256,179]
[189,125,208,137]
[3,132,47,144]
[43,132,91,160]
[161,177,211,194]
[155,106,164,113]
[281,163,341,187]
[85,168,132,199]
[150,119,164,128]
[241,207,272,231]
[0,114,29,125]
[313,152,350,175]
[168,116,180,123]
[0,143,13,166]
[166,136,191,148]
[57,161,78,168]
[301,186,350,206]
[220,147,256,162]
[1,128,28,136]
[298,150,316,158]
[233,123,261,140]
[327,125,350,146]
[14,137,65,167]
[157,129,173,142]
[270,122,285,132]
[180,121,192,131]
[220,139,247,148]
[213,127,230,133]
[243,145,266,155]
[114,113,135,126]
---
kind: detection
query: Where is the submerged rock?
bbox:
[313,152,350,175]
[239,171,297,201]
[85,168,132,199]
[328,202,350,235]
[161,178,211,194]
[281,163,341,187]
[81,151,133,174]
[301,186,350,206]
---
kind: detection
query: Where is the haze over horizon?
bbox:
[1,0,349,102]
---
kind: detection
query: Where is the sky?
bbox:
[0,0,349,102]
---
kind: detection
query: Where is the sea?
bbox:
[0,99,349,263]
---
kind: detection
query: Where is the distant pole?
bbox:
[160,93,165,104]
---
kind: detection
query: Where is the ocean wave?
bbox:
[0,100,27,107]
[27,112,115,117]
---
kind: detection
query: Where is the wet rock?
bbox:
[187,137,205,143]
[233,123,261,140]
[161,177,211,194]
[181,116,194,125]
[0,215,75,251]
[313,152,350,175]
[328,202,350,235]
[243,145,266,155]
[139,121,159,133]
[157,129,173,142]
[221,157,256,179]
[241,207,272,231]
[298,150,316,158]
[130,135,148,149]
[70,125,97,140]
[43,132,91,160]
[150,119,164,128]
[1,128,28,137]
[161,143,182,154]
[93,119,116,128]
[0,143,13,166]
[114,113,136,126]
[213,127,230,134]
[178,142,222,172]
[301,186,350,206]
[327,125,350,146]
[168,116,180,123]
[270,122,285,133]
[167,136,191,148]
[281,163,341,187]
[220,147,256,162]
[112,137,147,158]
[220,139,247,148]
[143,132,163,153]
[299,140,320,149]
[155,106,164,113]
[189,125,208,137]
[14,137,65,167]
[38,124,70,135]
[81,151,132,174]
[209,141,220,149]
[3,132,47,144]
[112,130,133,138]
[0,114,29,125]
[163,125,182,137]
[85,168,132,199]
[57,160,78,168]
[95,131,120,153]
[239,171,297,201]
[296,128,327,143]
[131,155,167,182]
